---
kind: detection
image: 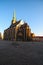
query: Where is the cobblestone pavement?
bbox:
[0,40,43,65]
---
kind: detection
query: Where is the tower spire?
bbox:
[12,11,16,24]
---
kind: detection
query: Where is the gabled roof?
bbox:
[9,20,21,28]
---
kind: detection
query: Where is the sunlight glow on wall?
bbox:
[16,20,24,27]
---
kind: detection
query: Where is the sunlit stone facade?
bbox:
[0,32,2,39]
[4,13,32,41]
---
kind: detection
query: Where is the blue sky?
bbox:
[0,0,43,36]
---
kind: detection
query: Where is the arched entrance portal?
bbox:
[17,32,24,41]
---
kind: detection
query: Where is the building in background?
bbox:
[4,12,33,41]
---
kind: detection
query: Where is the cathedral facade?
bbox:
[4,13,33,41]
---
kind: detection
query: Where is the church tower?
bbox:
[12,11,16,24]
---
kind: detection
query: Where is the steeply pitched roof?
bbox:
[9,20,21,28]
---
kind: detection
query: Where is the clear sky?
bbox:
[0,0,43,36]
